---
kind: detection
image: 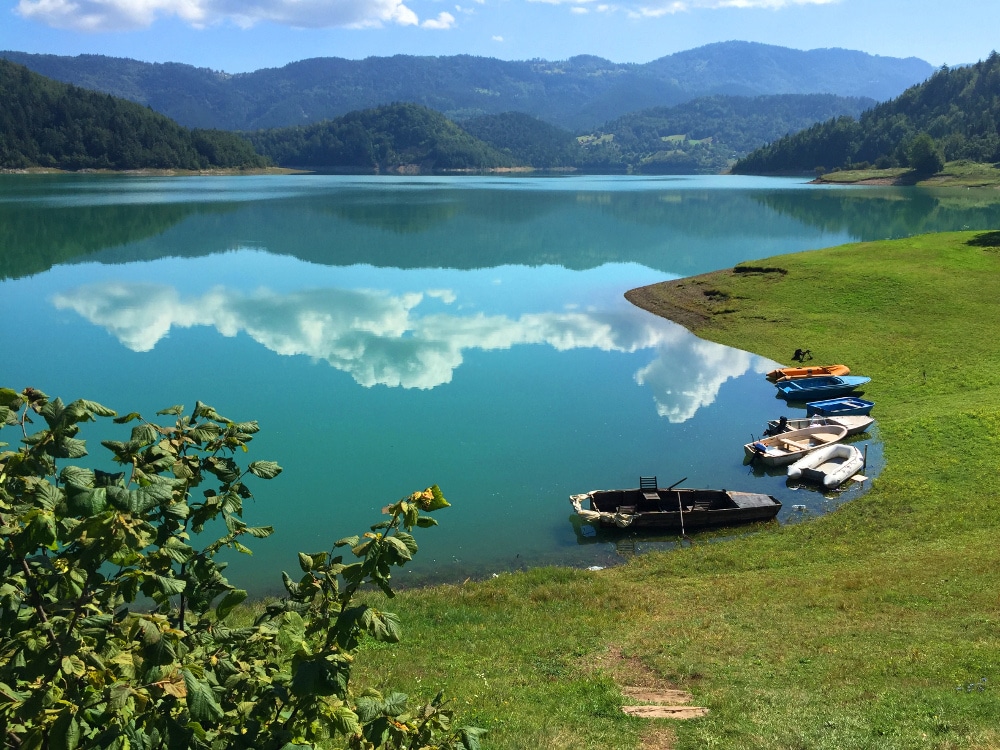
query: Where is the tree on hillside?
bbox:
[907,133,944,176]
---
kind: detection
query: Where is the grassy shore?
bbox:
[816,160,1000,188]
[349,229,1000,749]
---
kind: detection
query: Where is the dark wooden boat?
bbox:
[570,476,781,531]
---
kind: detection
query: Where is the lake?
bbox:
[4,173,1000,592]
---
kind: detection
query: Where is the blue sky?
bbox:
[1,0,995,73]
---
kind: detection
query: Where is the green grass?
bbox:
[339,230,1000,749]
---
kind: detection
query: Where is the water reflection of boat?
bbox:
[570,477,781,531]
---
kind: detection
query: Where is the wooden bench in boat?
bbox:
[639,476,659,502]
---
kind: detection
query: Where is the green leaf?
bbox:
[31,480,64,511]
[204,456,240,483]
[130,424,159,445]
[181,670,224,723]
[383,692,409,717]
[60,465,95,487]
[113,412,142,424]
[384,535,413,563]
[362,609,402,642]
[329,705,361,735]
[460,726,488,750]
[106,479,173,513]
[159,536,195,564]
[156,405,184,416]
[149,574,186,596]
[69,398,117,419]
[335,535,360,548]
[49,707,80,750]
[248,461,282,479]
[215,589,247,621]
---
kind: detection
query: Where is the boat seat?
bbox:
[781,439,809,450]
[639,476,659,502]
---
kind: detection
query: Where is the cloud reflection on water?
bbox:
[52,280,772,419]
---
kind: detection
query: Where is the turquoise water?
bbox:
[4,174,999,591]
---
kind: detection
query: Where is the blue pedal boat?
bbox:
[775,375,870,401]
[805,396,875,417]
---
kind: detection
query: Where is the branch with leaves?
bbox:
[0,387,483,750]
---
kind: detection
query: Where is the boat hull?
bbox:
[570,488,781,530]
[744,424,848,466]
[765,364,850,382]
[805,397,875,417]
[765,415,874,437]
[775,375,871,401]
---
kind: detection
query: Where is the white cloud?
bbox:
[526,0,836,14]
[421,10,455,28]
[51,280,768,420]
[492,34,504,41]
[15,0,422,31]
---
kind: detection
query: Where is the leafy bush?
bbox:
[0,387,482,749]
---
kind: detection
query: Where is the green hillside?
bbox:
[733,52,1000,174]
[579,93,876,173]
[247,103,517,173]
[459,111,584,169]
[0,60,268,171]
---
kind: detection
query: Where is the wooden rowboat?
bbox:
[570,477,781,531]
[765,364,850,382]
[744,423,848,467]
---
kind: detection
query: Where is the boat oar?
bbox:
[667,477,688,538]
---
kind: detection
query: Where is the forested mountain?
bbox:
[579,93,876,173]
[733,52,1000,175]
[458,94,874,174]
[0,60,267,171]
[459,112,584,169]
[0,43,933,132]
[247,103,516,172]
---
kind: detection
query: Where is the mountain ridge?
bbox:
[0,42,933,132]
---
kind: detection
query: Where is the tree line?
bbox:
[733,52,1000,175]
[0,60,268,171]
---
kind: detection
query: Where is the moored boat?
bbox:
[775,375,870,401]
[764,414,875,437]
[787,443,865,488]
[570,479,781,530]
[805,396,875,417]
[765,364,850,382]
[744,423,848,466]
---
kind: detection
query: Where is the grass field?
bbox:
[350,230,1000,749]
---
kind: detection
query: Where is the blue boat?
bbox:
[806,396,875,417]
[775,375,870,401]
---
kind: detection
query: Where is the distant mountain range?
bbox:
[0,42,933,132]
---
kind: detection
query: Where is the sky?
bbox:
[0,0,996,74]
